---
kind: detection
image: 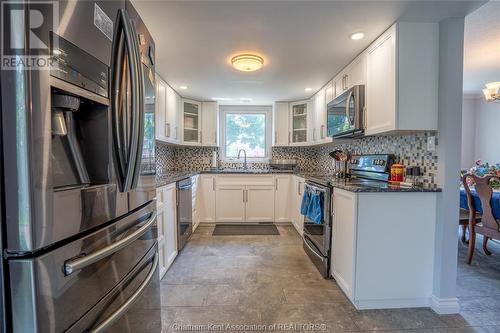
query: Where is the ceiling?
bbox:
[463,1,500,96]
[133,0,484,105]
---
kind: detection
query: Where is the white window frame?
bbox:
[219,105,272,163]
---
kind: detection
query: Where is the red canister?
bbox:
[390,163,405,182]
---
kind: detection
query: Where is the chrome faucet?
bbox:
[237,149,247,169]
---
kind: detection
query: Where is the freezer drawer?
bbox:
[67,243,161,333]
[8,201,157,333]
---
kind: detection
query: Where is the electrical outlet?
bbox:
[427,136,436,152]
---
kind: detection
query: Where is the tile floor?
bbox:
[160,225,500,332]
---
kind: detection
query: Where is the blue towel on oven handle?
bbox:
[300,186,311,215]
[307,190,324,224]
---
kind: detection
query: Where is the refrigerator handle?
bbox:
[127,15,144,189]
[63,211,157,276]
[110,9,142,192]
[88,252,159,333]
[110,10,127,190]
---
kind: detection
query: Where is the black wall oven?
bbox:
[302,180,332,278]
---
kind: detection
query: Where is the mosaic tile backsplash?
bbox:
[156,131,438,186]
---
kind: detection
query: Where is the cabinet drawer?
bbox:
[216,174,274,186]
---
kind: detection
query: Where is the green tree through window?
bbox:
[225,113,266,158]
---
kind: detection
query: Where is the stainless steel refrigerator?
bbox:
[0,1,160,332]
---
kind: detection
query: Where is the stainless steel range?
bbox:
[302,154,395,279]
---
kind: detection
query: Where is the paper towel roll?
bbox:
[211,151,218,168]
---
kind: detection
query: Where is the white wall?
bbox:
[433,17,464,315]
[474,98,500,164]
[460,96,500,169]
[461,97,477,169]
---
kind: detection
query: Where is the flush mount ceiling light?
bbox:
[304,87,312,92]
[350,32,365,40]
[239,98,253,102]
[179,85,188,90]
[231,54,264,72]
[483,82,500,102]
[211,97,233,101]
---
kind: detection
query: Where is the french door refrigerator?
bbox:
[0,1,160,332]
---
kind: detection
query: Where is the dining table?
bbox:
[460,187,500,218]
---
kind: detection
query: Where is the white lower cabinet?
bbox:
[331,188,357,300]
[156,183,178,279]
[331,188,439,310]
[246,185,275,222]
[191,175,200,230]
[274,175,292,222]
[215,185,246,222]
[197,174,300,225]
[292,176,305,235]
[199,175,216,223]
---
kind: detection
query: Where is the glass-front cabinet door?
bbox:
[290,101,308,144]
[182,100,201,144]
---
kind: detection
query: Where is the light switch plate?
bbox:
[427,136,436,151]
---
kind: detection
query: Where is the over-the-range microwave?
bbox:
[327,84,365,138]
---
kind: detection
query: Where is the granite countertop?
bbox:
[156,171,199,187]
[296,173,441,193]
[156,169,441,193]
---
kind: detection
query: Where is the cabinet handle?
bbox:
[275,178,278,191]
[166,123,171,138]
[320,125,324,139]
[363,106,367,130]
[212,177,215,191]
[275,131,277,144]
[288,132,291,144]
[200,130,202,144]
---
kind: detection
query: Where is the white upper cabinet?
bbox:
[273,102,290,146]
[155,74,180,144]
[313,87,329,144]
[201,101,218,146]
[290,100,311,146]
[365,22,438,135]
[155,76,167,141]
[182,99,202,145]
[165,85,180,143]
[325,80,334,105]
[333,54,367,99]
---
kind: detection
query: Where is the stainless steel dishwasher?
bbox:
[177,178,193,250]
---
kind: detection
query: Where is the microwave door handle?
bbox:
[345,91,354,126]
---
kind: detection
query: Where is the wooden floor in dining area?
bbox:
[159,225,500,332]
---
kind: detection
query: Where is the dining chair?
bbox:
[462,174,500,264]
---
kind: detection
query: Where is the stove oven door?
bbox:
[302,181,331,278]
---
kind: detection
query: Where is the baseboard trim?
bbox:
[430,295,460,314]
[354,297,431,310]
[165,251,178,270]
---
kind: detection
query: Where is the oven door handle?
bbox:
[303,236,325,261]
[64,211,157,276]
[89,251,159,333]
